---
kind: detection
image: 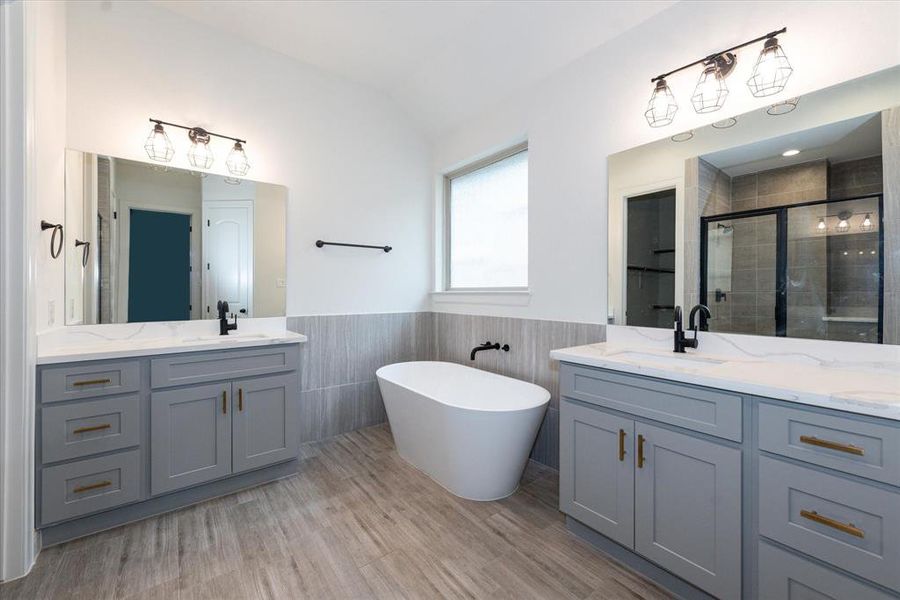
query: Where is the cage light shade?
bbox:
[186,128,214,169]
[860,213,874,232]
[691,62,728,114]
[226,142,250,176]
[144,123,175,162]
[747,37,793,97]
[644,79,678,128]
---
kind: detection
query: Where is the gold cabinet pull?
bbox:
[238,388,243,412]
[637,434,646,469]
[73,423,112,435]
[799,435,864,456]
[73,480,112,494]
[72,378,111,387]
[618,429,626,462]
[800,509,865,538]
[222,390,227,414]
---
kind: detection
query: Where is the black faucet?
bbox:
[217,301,238,336]
[470,341,510,360]
[673,304,711,353]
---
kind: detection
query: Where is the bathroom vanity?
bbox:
[34,329,305,545]
[553,340,900,600]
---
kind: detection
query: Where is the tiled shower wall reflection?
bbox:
[287,312,605,469]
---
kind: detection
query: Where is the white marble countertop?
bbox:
[550,341,900,421]
[37,318,307,365]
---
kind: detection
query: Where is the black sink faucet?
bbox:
[470,341,510,360]
[673,304,711,353]
[217,300,238,336]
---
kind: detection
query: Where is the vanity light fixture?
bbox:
[782,149,800,157]
[144,122,175,163]
[817,218,827,232]
[644,79,678,127]
[187,128,214,169]
[836,211,852,233]
[645,27,788,127]
[144,118,250,174]
[747,35,793,97]
[226,142,250,176]
[691,59,730,114]
[860,213,874,232]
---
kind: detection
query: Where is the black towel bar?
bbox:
[316,240,392,253]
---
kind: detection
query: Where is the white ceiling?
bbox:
[151,0,675,137]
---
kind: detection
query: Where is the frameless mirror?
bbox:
[607,65,900,344]
[64,153,287,325]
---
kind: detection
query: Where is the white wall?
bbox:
[65,0,432,317]
[431,0,900,323]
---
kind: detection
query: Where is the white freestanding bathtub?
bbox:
[376,361,550,501]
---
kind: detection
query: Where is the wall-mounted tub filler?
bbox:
[376,361,549,501]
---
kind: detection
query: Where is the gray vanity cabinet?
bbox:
[232,373,298,473]
[150,382,232,495]
[560,399,635,547]
[634,422,741,600]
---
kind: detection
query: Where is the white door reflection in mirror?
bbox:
[203,201,253,319]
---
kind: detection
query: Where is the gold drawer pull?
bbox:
[73,423,112,435]
[637,434,646,469]
[799,435,865,456]
[73,480,112,494]
[72,378,112,387]
[800,509,865,538]
[618,429,626,462]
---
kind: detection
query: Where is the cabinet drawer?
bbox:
[40,360,140,403]
[560,364,742,441]
[40,450,141,525]
[759,403,900,486]
[759,542,894,600]
[759,456,900,591]
[41,395,141,463]
[151,345,299,389]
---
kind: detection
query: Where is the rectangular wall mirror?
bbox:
[64,152,287,325]
[608,65,899,344]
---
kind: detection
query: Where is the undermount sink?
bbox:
[181,332,272,343]
[614,351,727,367]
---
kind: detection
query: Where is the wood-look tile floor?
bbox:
[0,425,671,600]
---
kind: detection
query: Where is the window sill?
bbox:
[430,289,532,306]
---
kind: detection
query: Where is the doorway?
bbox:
[127,209,191,322]
[626,189,676,327]
[202,200,254,318]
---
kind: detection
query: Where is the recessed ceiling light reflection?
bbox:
[782,149,800,157]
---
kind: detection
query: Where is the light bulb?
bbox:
[226,142,250,176]
[691,61,728,114]
[747,36,793,97]
[187,128,214,169]
[644,79,678,128]
[836,218,850,233]
[860,213,873,232]
[144,123,175,163]
[816,218,826,232]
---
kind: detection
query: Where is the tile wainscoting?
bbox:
[287,312,606,469]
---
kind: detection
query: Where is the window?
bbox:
[445,144,528,290]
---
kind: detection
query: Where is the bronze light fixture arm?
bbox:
[651,27,787,83]
[148,118,246,145]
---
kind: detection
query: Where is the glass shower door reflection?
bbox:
[786,197,881,343]
[704,213,778,335]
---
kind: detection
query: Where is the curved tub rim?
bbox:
[376,360,550,414]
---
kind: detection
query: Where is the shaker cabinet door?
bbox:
[560,399,635,548]
[634,422,741,600]
[232,374,298,473]
[151,382,231,495]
